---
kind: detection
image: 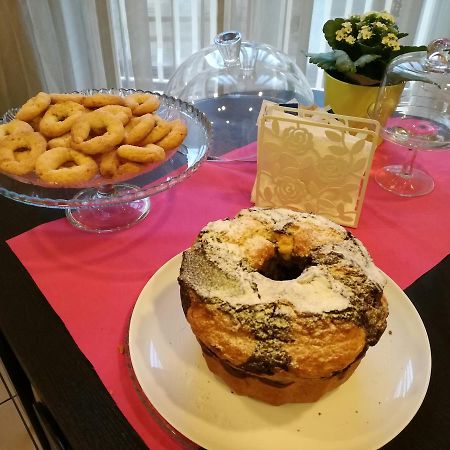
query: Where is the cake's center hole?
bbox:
[258,253,312,281]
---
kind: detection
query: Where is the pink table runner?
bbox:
[7,141,450,449]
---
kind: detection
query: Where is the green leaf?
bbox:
[354,54,381,68]
[323,18,346,48]
[359,43,384,55]
[392,45,427,57]
[335,51,356,73]
[308,51,338,71]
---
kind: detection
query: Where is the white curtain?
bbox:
[222,0,315,72]
[1,0,448,113]
[111,0,217,90]
[0,0,41,113]
[22,0,112,91]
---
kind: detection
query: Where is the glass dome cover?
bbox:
[372,37,450,145]
[165,31,314,156]
[166,30,313,105]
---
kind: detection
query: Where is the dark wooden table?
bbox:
[0,196,147,449]
[1,94,449,449]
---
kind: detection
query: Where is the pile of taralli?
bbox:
[0,91,188,186]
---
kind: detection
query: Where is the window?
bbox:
[107,0,449,92]
[2,0,448,113]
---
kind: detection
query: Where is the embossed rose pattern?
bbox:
[254,113,376,227]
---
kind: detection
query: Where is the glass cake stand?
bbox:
[0,89,212,233]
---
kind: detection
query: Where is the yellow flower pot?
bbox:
[324,72,404,123]
[324,72,381,119]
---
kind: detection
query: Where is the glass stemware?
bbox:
[371,38,450,197]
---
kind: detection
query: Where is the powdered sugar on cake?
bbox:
[189,207,386,315]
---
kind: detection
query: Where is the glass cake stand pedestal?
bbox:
[65,184,152,232]
[0,90,211,233]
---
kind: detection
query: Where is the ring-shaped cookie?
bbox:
[116,161,143,177]
[35,147,98,185]
[99,150,142,179]
[0,120,34,140]
[15,92,51,122]
[39,101,85,138]
[71,111,125,155]
[82,94,125,109]
[47,133,72,149]
[139,116,172,145]
[124,93,160,115]
[50,93,84,104]
[0,132,47,175]
[155,119,188,150]
[29,114,44,131]
[117,143,165,163]
[124,114,156,145]
[96,105,132,125]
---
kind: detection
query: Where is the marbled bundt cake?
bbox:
[178,207,388,405]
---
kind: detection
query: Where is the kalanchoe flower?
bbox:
[307,11,426,85]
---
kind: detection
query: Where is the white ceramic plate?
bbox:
[128,253,431,450]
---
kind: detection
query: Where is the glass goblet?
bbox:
[371,38,450,197]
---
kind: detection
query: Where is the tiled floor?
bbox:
[0,358,43,450]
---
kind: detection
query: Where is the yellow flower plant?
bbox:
[308,11,426,85]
